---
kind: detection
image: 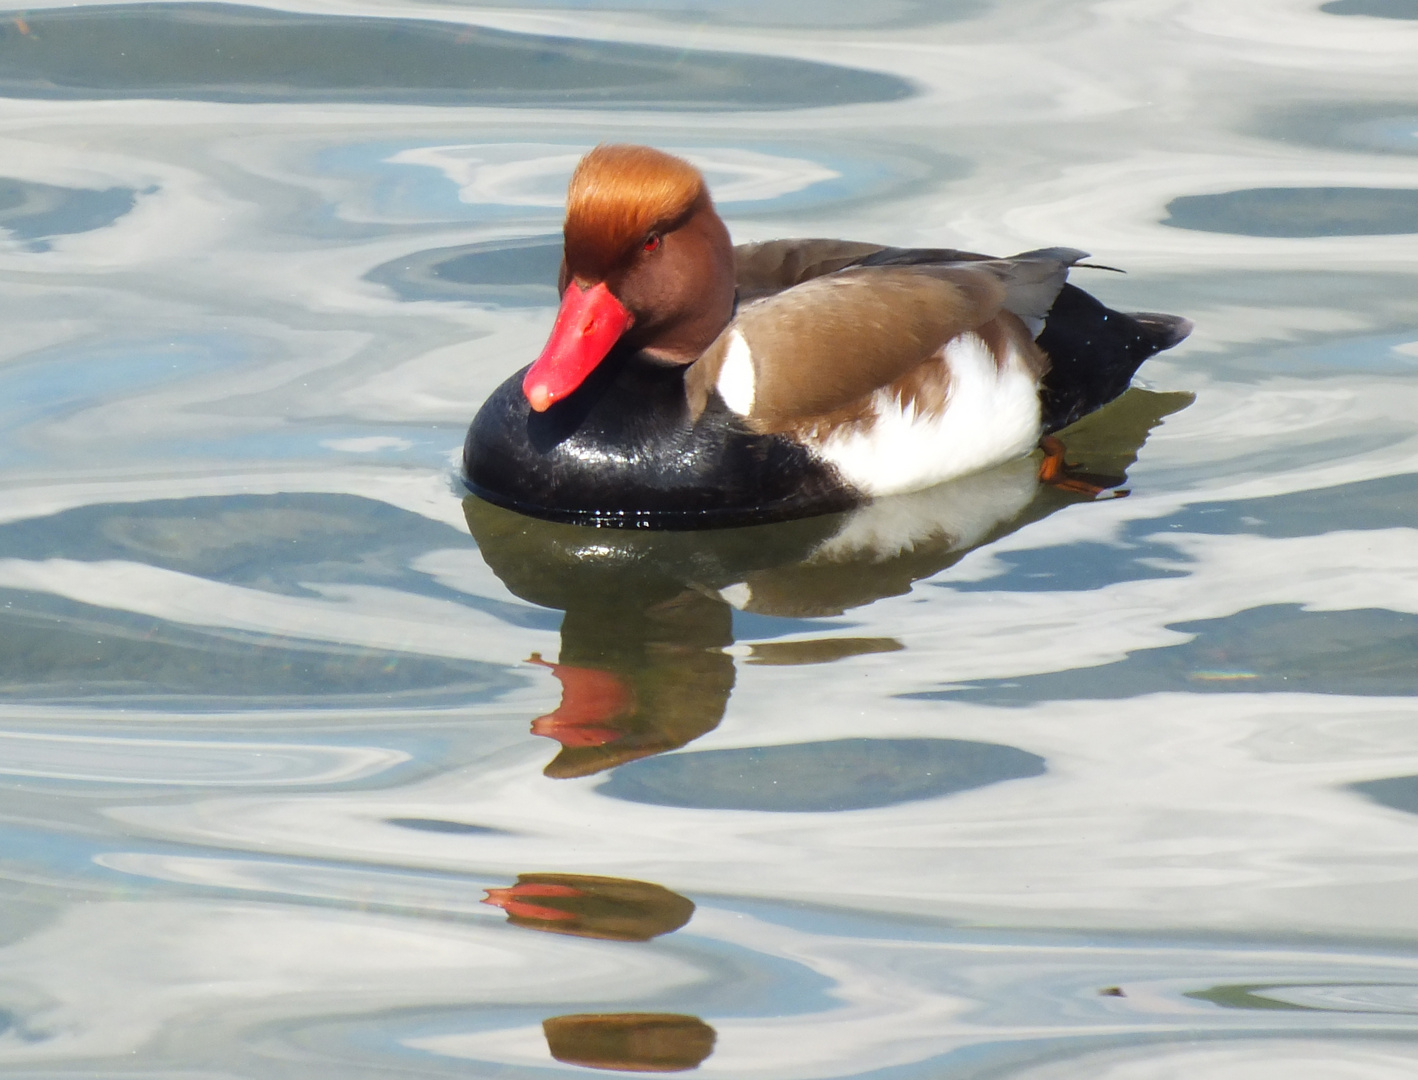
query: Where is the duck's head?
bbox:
[522,145,736,412]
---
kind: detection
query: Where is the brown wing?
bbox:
[687,265,1008,432]
[733,239,888,302]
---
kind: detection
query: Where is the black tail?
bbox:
[1036,284,1192,433]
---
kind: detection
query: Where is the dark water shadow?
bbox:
[464,389,1191,779]
[368,237,562,307]
[385,817,505,836]
[0,177,137,251]
[599,737,1045,812]
[0,3,912,109]
[1163,187,1418,237]
[913,604,1418,705]
[1253,103,1418,158]
[0,595,515,708]
[0,491,529,707]
[1320,0,1418,17]
[1353,775,1418,816]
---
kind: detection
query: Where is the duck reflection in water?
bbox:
[483,872,695,942]
[465,390,1191,778]
[542,1013,716,1073]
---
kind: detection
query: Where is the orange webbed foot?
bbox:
[1037,435,1128,499]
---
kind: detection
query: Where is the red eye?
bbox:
[643,234,661,253]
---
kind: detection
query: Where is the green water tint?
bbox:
[1187,984,1328,1012]
[1190,982,1418,1014]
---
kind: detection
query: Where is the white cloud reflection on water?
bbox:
[0,897,702,1065]
[391,143,841,208]
[0,730,404,785]
[1,0,1418,1075]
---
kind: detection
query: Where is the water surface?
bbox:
[3,0,1418,1075]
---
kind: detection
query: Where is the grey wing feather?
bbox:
[972,247,1089,337]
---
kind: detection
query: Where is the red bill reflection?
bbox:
[483,873,694,942]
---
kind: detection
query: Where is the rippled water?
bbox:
[2,0,1418,1075]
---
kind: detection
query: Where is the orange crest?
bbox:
[563,145,706,279]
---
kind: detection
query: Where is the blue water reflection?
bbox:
[0,177,137,250]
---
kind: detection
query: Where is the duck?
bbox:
[463,144,1191,529]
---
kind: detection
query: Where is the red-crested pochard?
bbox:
[463,145,1190,528]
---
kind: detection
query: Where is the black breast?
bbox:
[463,351,858,528]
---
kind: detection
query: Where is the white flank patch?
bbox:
[811,333,1042,498]
[718,582,753,609]
[716,329,757,416]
